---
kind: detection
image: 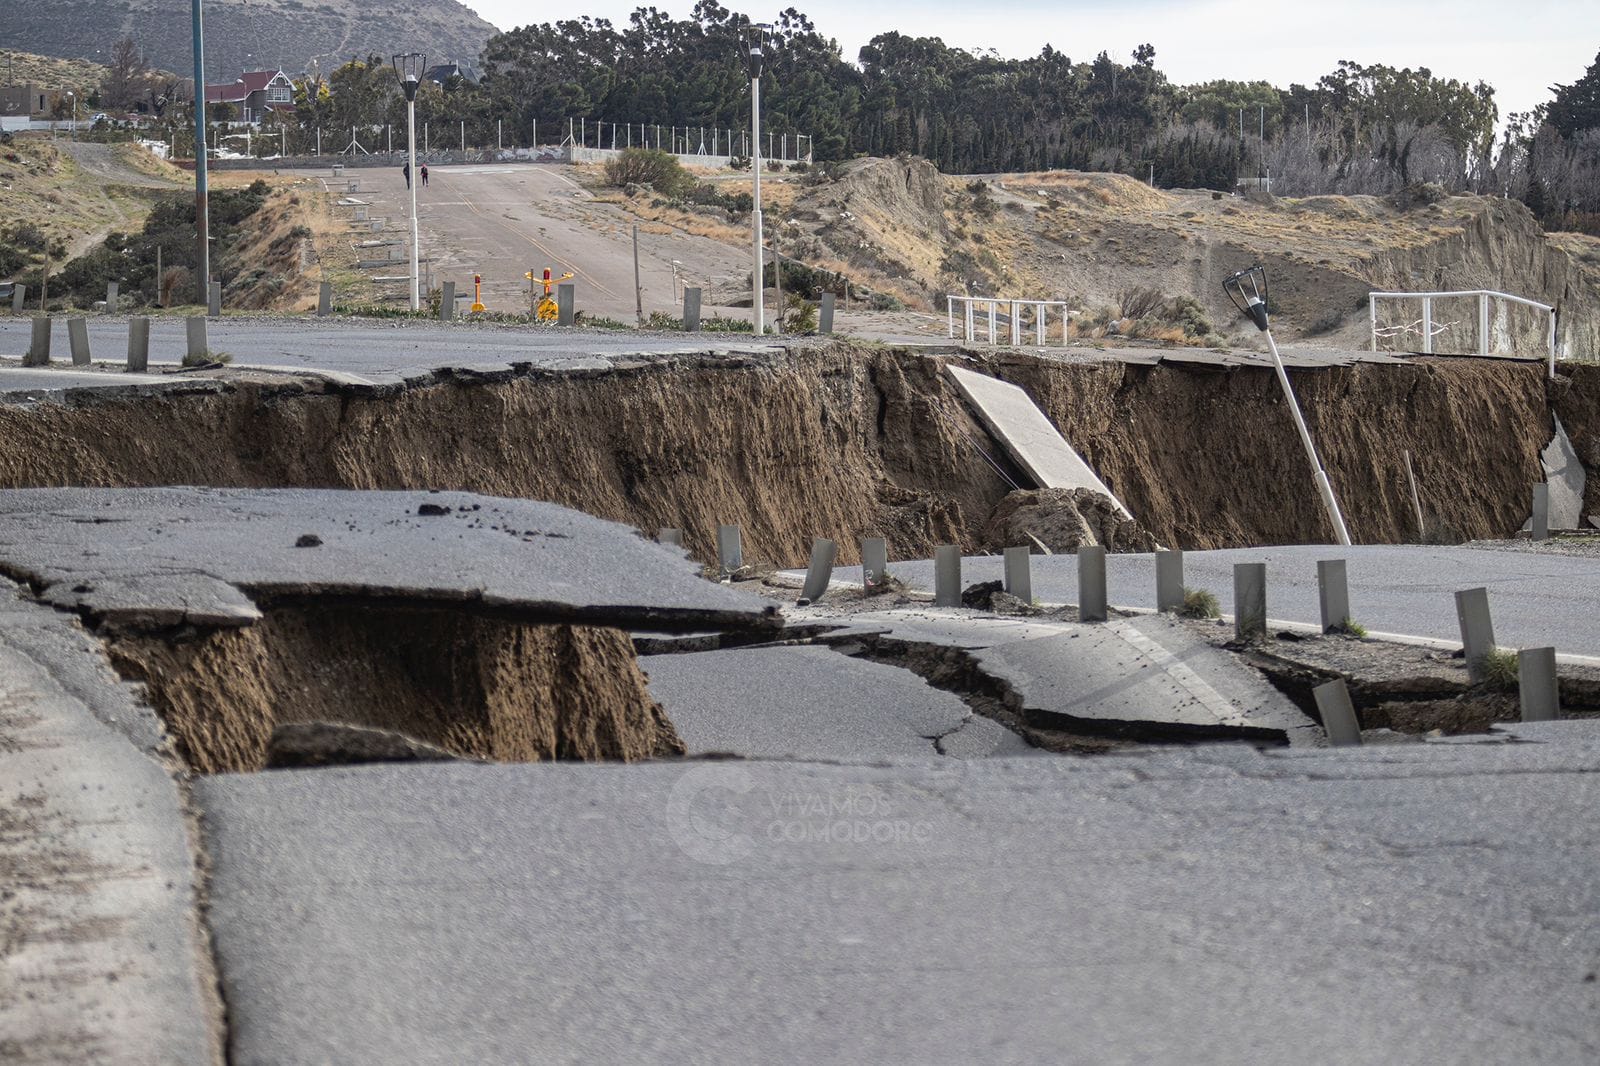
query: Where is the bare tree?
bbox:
[101,36,150,113]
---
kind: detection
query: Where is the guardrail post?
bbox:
[186,316,208,362]
[126,316,149,372]
[987,302,996,344]
[1317,559,1351,632]
[557,282,575,326]
[208,280,222,317]
[1036,302,1045,345]
[24,316,50,367]
[799,537,837,602]
[1421,295,1433,354]
[1234,562,1267,640]
[1368,293,1377,352]
[1003,546,1032,603]
[862,537,888,588]
[10,284,25,315]
[1478,293,1490,357]
[1313,679,1362,746]
[716,524,743,576]
[947,296,954,338]
[1548,310,1558,379]
[1454,587,1495,682]
[439,280,454,321]
[317,280,333,317]
[934,545,961,607]
[1155,549,1184,612]
[1531,483,1550,541]
[67,317,91,366]
[105,281,118,314]
[964,300,974,342]
[818,291,835,335]
[1078,546,1108,623]
[1009,300,1021,345]
[683,286,702,332]
[1518,647,1559,722]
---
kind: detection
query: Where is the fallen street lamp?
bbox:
[1225,263,1352,546]
[392,52,426,311]
[741,23,770,334]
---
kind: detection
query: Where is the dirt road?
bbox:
[354,163,753,321]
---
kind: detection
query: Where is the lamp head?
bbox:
[1223,264,1271,332]
[741,24,769,79]
[392,53,426,102]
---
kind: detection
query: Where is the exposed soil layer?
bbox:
[0,343,1573,567]
[1552,362,1600,521]
[107,604,682,773]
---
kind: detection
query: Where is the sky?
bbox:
[464,0,1600,123]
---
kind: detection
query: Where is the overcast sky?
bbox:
[464,0,1599,123]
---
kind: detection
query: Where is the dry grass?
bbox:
[0,49,107,95]
[0,137,174,270]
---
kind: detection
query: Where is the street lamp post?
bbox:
[190,0,209,305]
[392,53,426,311]
[1224,264,1351,546]
[741,25,769,335]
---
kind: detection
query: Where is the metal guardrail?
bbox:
[1369,289,1557,377]
[947,295,1074,346]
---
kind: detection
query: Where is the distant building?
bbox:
[423,61,477,87]
[0,85,65,119]
[205,70,297,124]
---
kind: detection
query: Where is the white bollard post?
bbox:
[1003,546,1032,603]
[66,317,91,366]
[861,537,888,589]
[185,316,208,362]
[1077,545,1107,623]
[934,545,962,607]
[1155,549,1184,613]
[1454,587,1496,682]
[1313,679,1362,746]
[799,538,838,602]
[716,524,743,576]
[1234,562,1267,640]
[1517,647,1559,722]
[24,316,50,366]
[1317,559,1351,633]
[126,316,149,372]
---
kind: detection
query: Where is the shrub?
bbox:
[1117,286,1166,320]
[1475,648,1519,691]
[1178,587,1220,619]
[604,148,689,197]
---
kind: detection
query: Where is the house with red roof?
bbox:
[205,70,296,124]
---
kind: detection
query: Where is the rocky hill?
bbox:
[0,0,497,82]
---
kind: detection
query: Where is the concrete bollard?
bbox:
[317,281,333,317]
[1518,647,1559,722]
[186,316,209,361]
[655,528,683,547]
[683,287,702,332]
[126,317,150,372]
[1234,562,1267,641]
[1077,545,1108,622]
[819,291,836,335]
[1313,679,1363,746]
[1003,546,1032,603]
[799,537,837,602]
[24,317,50,366]
[1155,549,1184,613]
[439,280,455,322]
[934,545,962,608]
[1531,483,1550,541]
[105,281,118,313]
[10,283,25,315]
[862,537,888,588]
[716,524,743,576]
[1454,587,1496,682]
[208,280,222,317]
[67,317,91,366]
[1317,559,1351,633]
[556,282,575,326]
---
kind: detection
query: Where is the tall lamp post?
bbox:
[190,0,209,305]
[392,52,425,311]
[1224,264,1352,546]
[741,24,769,334]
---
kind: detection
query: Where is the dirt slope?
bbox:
[776,159,1600,358]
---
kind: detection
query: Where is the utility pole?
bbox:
[191,0,209,305]
[742,25,769,335]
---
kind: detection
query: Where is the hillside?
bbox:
[743,158,1600,356]
[0,49,106,95]
[0,0,497,83]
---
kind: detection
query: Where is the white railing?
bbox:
[1368,289,1557,377]
[947,295,1075,346]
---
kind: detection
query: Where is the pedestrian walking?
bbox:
[420,164,429,187]
[402,161,411,189]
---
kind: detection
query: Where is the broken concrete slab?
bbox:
[196,727,1600,1064]
[0,580,220,1063]
[642,644,985,759]
[804,607,1316,744]
[945,363,1131,517]
[0,488,775,633]
[1542,413,1585,530]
